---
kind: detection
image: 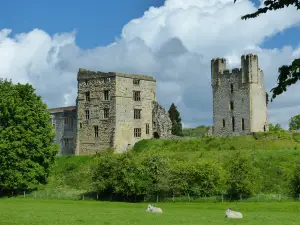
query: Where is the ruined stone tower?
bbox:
[76,69,157,154]
[211,54,268,136]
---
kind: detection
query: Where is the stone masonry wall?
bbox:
[114,75,156,152]
[76,69,116,155]
[212,54,268,137]
[49,107,76,156]
[152,101,172,139]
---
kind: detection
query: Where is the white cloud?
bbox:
[1,0,300,128]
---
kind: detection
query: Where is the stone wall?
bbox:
[211,54,268,137]
[152,101,172,139]
[76,69,116,155]
[114,74,156,152]
[49,68,169,154]
[49,106,76,156]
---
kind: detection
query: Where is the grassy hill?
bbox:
[182,125,210,137]
[28,131,300,199]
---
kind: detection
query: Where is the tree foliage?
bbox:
[290,162,300,197]
[234,0,300,101]
[168,103,183,136]
[225,152,259,199]
[268,123,284,132]
[289,114,300,131]
[0,79,58,192]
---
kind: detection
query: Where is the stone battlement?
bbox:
[211,53,268,137]
[77,68,156,81]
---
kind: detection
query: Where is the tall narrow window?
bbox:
[94,126,99,137]
[146,123,150,134]
[134,109,141,119]
[85,91,90,101]
[242,118,245,131]
[51,118,56,129]
[104,108,109,118]
[230,101,234,110]
[104,90,109,100]
[232,117,235,132]
[85,110,90,120]
[85,80,88,85]
[230,84,234,93]
[64,138,69,147]
[80,123,82,128]
[222,119,225,128]
[133,91,141,101]
[134,128,141,137]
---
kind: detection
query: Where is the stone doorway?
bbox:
[153,132,160,139]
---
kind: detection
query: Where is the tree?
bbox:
[290,162,300,198]
[289,114,300,131]
[168,103,183,136]
[268,123,284,132]
[0,79,58,193]
[225,152,260,199]
[234,0,300,101]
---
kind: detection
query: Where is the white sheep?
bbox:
[146,204,163,213]
[225,208,243,219]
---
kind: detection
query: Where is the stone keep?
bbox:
[211,54,269,136]
[76,69,157,154]
[48,68,172,155]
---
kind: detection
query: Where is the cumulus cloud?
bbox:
[1,0,300,128]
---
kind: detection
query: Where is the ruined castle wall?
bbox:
[212,69,251,136]
[114,76,156,152]
[212,54,269,136]
[76,71,116,155]
[49,108,76,156]
[250,71,269,132]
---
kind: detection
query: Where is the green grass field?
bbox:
[1,198,300,225]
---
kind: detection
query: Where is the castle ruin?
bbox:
[49,69,172,155]
[211,54,269,136]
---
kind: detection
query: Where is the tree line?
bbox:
[91,149,300,202]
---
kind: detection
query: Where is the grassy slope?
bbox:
[1,198,300,225]
[182,125,210,137]
[36,132,300,197]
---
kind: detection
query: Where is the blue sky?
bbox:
[1,0,300,128]
[2,0,164,48]
[2,0,299,50]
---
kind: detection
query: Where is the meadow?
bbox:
[0,198,300,225]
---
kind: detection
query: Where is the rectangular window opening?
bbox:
[80,123,82,128]
[242,118,245,131]
[222,119,225,128]
[85,91,90,101]
[94,125,99,137]
[104,108,109,118]
[230,101,234,110]
[133,91,141,101]
[232,116,235,132]
[104,90,109,100]
[133,79,140,85]
[230,84,234,93]
[134,109,141,119]
[85,110,90,120]
[146,123,150,134]
[134,128,141,137]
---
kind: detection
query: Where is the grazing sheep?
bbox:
[225,208,243,219]
[146,204,163,213]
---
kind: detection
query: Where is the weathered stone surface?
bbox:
[49,69,164,155]
[211,54,269,137]
[48,106,77,156]
[152,101,172,139]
